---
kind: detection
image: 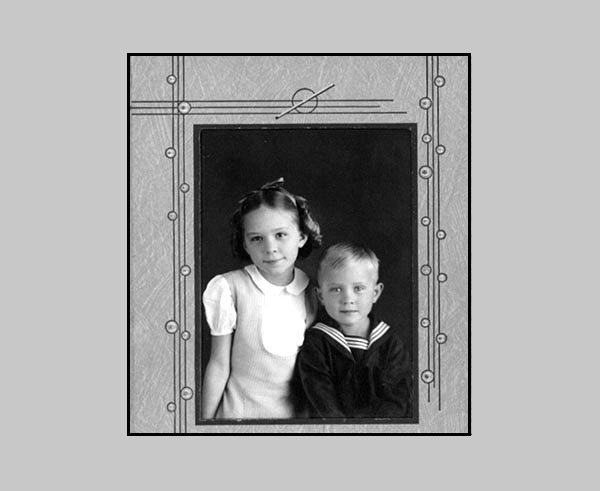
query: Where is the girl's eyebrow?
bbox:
[245,226,289,235]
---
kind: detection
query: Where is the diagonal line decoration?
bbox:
[275,83,335,119]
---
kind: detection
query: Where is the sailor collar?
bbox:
[245,265,309,296]
[312,319,391,354]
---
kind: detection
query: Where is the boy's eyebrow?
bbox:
[322,280,367,285]
[323,278,368,285]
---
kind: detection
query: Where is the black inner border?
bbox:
[193,123,419,426]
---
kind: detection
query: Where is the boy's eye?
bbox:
[250,236,262,242]
[276,232,287,239]
[355,285,366,292]
[329,287,341,293]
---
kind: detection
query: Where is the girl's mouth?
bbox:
[264,258,283,264]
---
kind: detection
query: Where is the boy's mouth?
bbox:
[264,258,283,264]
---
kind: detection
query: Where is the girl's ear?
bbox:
[298,232,308,248]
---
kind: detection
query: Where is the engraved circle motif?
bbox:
[422,133,432,144]
[165,320,179,334]
[421,216,431,227]
[434,76,446,87]
[166,75,177,85]
[421,265,432,276]
[167,211,178,221]
[438,273,448,283]
[421,318,431,328]
[165,147,177,159]
[291,88,318,114]
[180,183,190,193]
[181,330,191,341]
[437,230,447,240]
[167,402,176,412]
[436,333,448,344]
[178,101,191,114]
[180,387,193,400]
[436,145,446,155]
[180,265,191,276]
[419,97,432,110]
[421,370,435,384]
[419,166,433,179]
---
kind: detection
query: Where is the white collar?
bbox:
[244,265,309,296]
[312,321,390,353]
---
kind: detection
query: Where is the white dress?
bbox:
[203,265,315,419]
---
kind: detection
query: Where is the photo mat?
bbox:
[129,55,470,434]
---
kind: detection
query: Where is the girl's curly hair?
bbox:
[230,178,322,261]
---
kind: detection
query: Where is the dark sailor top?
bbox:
[295,316,412,418]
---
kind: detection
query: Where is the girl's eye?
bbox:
[250,236,262,242]
[355,286,366,292]
[330,287,341,293]
[276,232,287,239]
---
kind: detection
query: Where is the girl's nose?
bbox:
[264,237,277,253]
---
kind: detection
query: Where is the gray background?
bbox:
[3,2,596,490]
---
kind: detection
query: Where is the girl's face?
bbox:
[242,205,307,286]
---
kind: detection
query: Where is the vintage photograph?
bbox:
[129,55,470,434]
[195,125,418,423]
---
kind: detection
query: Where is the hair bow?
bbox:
[260,177,285,190]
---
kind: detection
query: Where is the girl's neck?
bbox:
[255,266,295,286]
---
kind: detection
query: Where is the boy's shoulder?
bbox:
[303,322,347,351]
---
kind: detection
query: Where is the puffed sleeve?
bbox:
[202,275,237,336]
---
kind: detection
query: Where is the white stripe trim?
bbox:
[368,321,390,347]
[346,336,369,350]
[313,321,391,353]
[313,323,351,353]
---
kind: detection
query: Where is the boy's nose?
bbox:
[342,292,355,304]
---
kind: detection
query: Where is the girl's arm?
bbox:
[201,275,236,419]
[201,333,233,419]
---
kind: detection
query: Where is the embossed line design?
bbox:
[130,80,405,118]
[130,56,418,432]
[419,55,448,411]
[161,56,193,433]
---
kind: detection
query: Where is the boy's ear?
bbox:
[372,282,384,303]
[316,287,324,304]
[299,233,308,247]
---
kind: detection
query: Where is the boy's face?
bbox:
[317,259,384,331]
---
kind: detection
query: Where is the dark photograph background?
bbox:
[194,124,418,423]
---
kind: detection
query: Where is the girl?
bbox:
[201,178,322,419]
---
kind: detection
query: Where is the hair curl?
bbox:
[230,180,322,261]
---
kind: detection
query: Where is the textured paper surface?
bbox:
[129,55,469,433]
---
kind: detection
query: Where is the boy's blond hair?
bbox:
[317,242,380,285]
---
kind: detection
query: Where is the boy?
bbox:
[296,242,411,418]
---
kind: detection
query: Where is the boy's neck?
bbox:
[338,317,371,338]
